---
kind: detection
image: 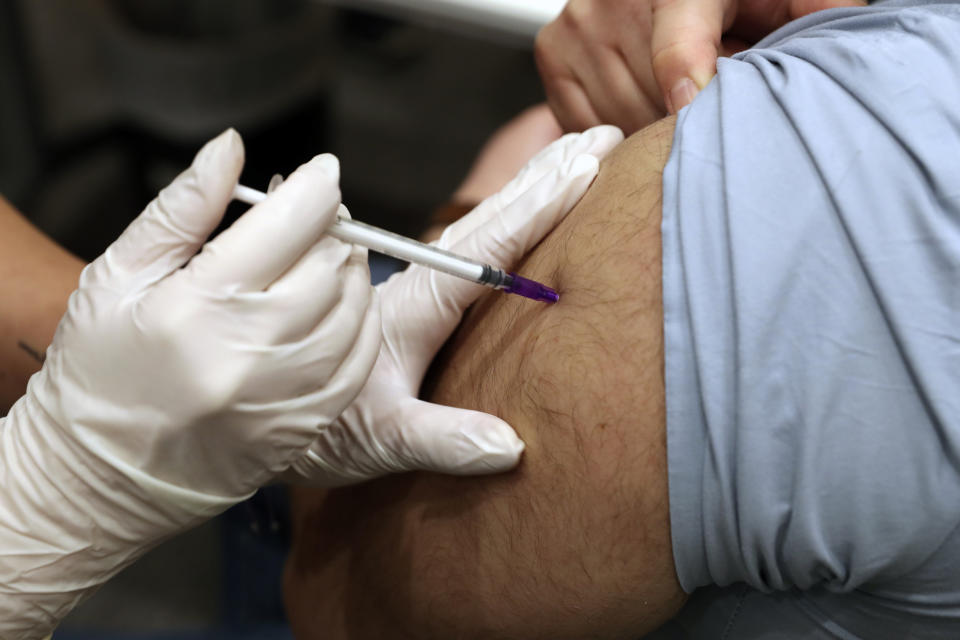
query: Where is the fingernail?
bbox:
[193,129,244,186]
[669,77,699,113]
[267,173,284,193]
[312,153,339,177]
[197,128,240,163]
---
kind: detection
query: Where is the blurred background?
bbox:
[0,0,562,636]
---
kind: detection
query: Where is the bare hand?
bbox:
[536,0,865,134]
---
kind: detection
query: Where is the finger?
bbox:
[257,252,378,405]
[89,129,243,287]
[533,9,601,131]
[544,75,605,135]
[453,154,599,269]
[267,173,284,193]
[561,1,659,133]
[615,7,670,125]
[187,153,341,291]
[427,154,599,316]
[447,125,623,246]
[513,124,623,189]
[264,236,362,344]
[235,291,382,484]
[311,285,381,427]
[535,22,605,133]
[579,45,659,134]
[551,28,643,135]
[652,0,733,113]
[393,399,525,475]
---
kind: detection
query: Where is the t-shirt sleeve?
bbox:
[661,0,960,598]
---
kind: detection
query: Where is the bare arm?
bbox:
[0,196,84,411]
[284,116,684,639]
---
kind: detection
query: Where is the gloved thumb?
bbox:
[86,128,244,287]
[393,399,526,476]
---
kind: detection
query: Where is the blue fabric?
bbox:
[661,0,960,636]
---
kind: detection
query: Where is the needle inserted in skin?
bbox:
[232,184,560,304]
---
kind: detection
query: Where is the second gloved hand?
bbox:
[286,124,624,486]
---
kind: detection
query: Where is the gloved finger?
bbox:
[282,248,376,388]
[651,0,733,113]
[375,155,599,380]
[86,129,244,288]
[392,399,525,476]
[186,154,342,292]
[231,292,382,484]
[413,153,597,322]
[506,125,622,194]
[449,154,599,272]
[231,255,379,408]
[265,235,367,345]
[279,425,368,487]
[267,173,284,193]
[283,396,525,486]
[445,125,622,247]
[305,285,381,427]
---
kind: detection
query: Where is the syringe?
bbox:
[232,184,559,304]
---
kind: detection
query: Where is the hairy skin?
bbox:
[285,116,683,639]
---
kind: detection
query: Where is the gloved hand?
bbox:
[285,124,624,486]
[535,0,865,133]
[0,130,380,637]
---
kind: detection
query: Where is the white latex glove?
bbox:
[0,130,380,637]
[286,125,624,486]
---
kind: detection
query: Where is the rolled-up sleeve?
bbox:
[661,0,960,612]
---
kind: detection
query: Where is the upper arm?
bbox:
[284,117,684,640]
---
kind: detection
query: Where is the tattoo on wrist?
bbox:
[17,340,45,364]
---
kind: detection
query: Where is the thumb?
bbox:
[652,0,733,113]
[395,400,526,476]
[88,129,244,287]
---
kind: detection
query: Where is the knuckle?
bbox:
[533,32,551,67]
[562,0,591,31]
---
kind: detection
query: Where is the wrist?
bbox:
[0,392,232,635]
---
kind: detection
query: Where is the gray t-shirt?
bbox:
[661,1,960,636]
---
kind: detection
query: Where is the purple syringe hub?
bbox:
[503,272,560,304]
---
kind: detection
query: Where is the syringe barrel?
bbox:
[327,217,487,283]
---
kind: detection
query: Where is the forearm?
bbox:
[0,196,84,411]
